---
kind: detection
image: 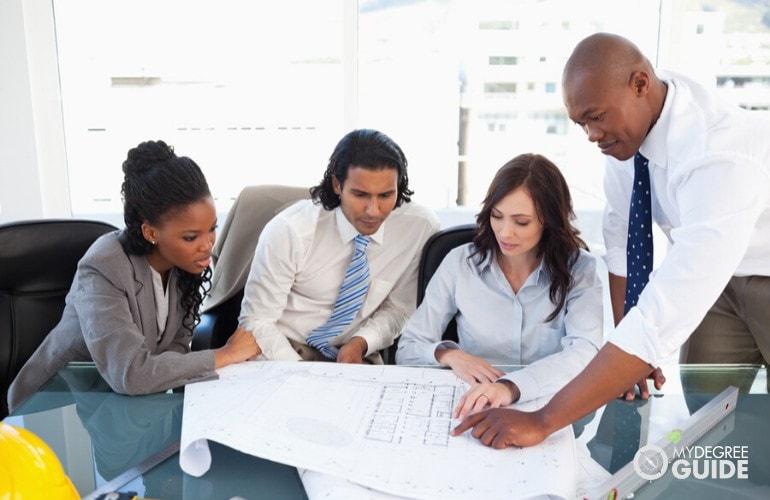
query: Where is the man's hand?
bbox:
[337,336,368,364]
[451,408,550,449]
[620,366,666,400]
[435,349,505,384]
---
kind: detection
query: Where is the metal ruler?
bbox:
[81,440,180,500]
[588,385,739,500]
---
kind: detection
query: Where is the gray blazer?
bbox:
[8,231,216,414]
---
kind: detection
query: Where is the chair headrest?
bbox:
[0,219,117,292]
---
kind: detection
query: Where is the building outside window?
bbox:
[52,0,770,254]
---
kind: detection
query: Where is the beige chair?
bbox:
[193,185,310,350]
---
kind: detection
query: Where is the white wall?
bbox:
[0,0,70,223]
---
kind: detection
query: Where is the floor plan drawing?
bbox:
[179,361,578,499]
[365,382,460,446]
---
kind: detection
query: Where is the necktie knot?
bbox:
[634,151,650,179]
[354,234,370,253]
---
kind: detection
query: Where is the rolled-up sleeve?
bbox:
[609,154,768,366]
[602,157,635,277]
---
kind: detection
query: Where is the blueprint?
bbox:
[179,361,577,499]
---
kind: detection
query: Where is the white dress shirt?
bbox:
[239,199,440,360]
[396,243,603,403]
[604,71,770,366]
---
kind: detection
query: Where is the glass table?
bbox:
[4,362,768,499]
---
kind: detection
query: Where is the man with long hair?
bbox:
[239,129,439,363]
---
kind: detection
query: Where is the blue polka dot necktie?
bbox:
[306,234,370,359]
[624,152,653,315]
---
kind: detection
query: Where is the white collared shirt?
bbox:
[396,243,603,402]
[149,265,169,340]
[603,71,770,365]
[239,199,440,360]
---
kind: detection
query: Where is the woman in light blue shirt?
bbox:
[396,153,603,410]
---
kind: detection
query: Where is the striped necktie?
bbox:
[624,152,653,314]
[306,234,371,359]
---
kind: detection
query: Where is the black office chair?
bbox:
[192,288,244,352]
[387,223,477,363]
[192,185,310,351]
[0,218,118,418]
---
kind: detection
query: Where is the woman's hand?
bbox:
[453,380,519,420]
[435,349,505,384]
[214,328,261,368]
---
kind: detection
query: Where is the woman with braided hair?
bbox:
[8,140,258,413]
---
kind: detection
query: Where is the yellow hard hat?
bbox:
[0,422,79,499]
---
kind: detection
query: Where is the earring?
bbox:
[150,240,157,245]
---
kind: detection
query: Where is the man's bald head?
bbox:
[562,32,653,90]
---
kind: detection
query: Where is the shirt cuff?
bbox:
[265,343,303,361]
[603,247,627,277]
[501,370,538,404]
[188,370,219,384]
[353,328,391,358]
[247,326,302,361]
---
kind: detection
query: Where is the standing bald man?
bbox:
[453,32,770,449]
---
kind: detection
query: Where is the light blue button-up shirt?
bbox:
[396,243,603,403]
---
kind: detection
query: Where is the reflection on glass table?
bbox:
[4,362,768,499]
[5,363,306,499]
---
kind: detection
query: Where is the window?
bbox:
[484,82,518,94]
[489,56,518,66]
[50,0,770,253]
[479,20,514,30]
[54,0,347,219]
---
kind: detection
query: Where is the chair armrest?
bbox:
[381,343,396,365]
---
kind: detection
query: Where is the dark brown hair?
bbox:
[471,153,588,321]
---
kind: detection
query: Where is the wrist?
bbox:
[434,347,457,365]
[213,347,230,369]
[495,379,520,404]
[349,336,368,356]
[537,402,566,436]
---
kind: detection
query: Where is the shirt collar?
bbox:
[475,250,495,275]
[532,258,549,283]
[334,207,385,245]
[639,72,675,169]
[478,249,549,284]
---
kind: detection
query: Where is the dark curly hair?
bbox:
[117,140,212,333]
[471,153,588,321]
[310,129,413,209]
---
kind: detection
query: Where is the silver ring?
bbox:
[479,393,489,401]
